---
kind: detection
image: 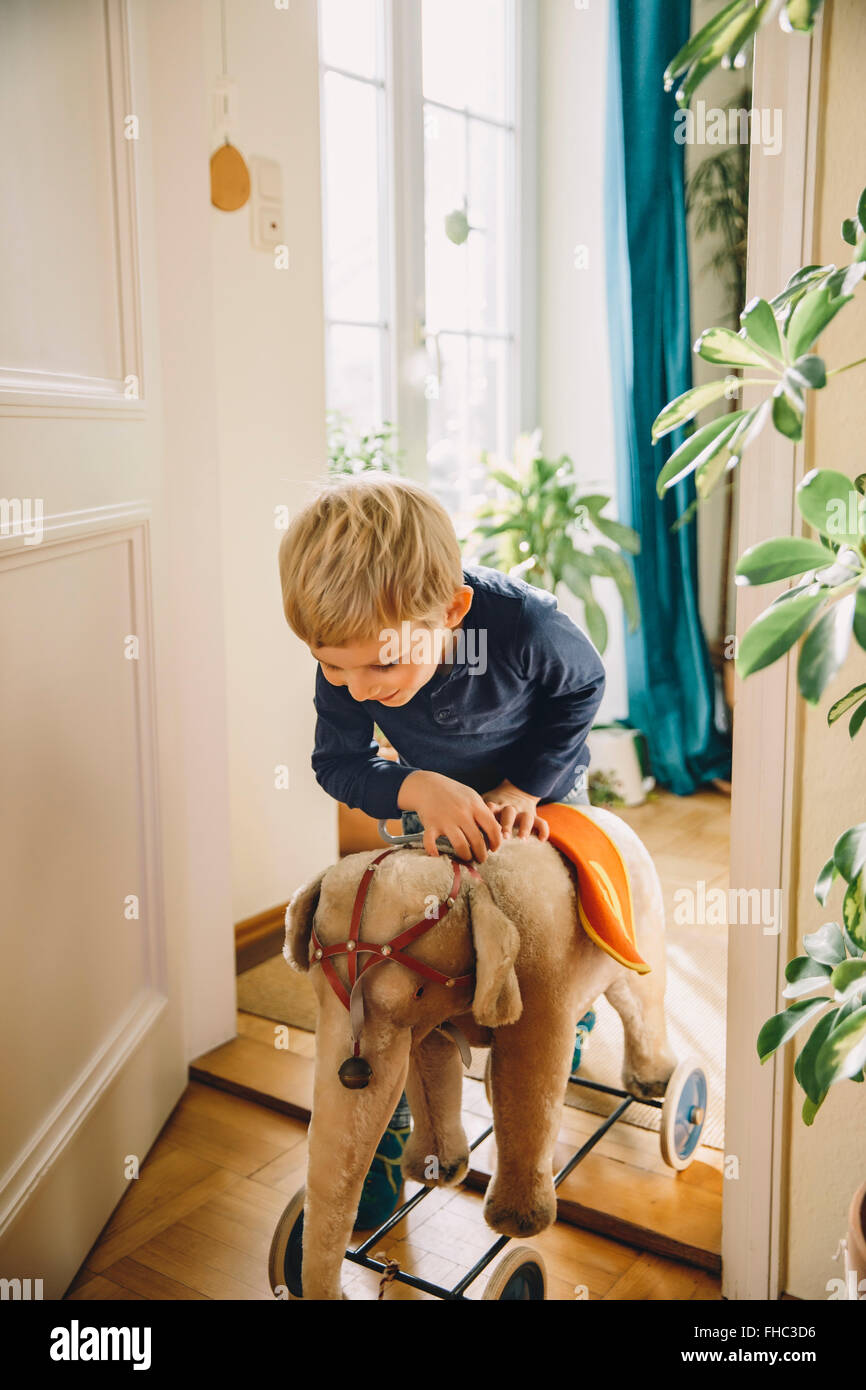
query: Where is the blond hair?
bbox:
[279,472,464,647]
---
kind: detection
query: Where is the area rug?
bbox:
[237,925,726,1151]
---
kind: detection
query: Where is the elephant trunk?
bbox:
[301,1005,411,1300]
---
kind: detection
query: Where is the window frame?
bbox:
[317,0,537,481]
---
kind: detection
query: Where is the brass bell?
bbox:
[338,1055,372,1089]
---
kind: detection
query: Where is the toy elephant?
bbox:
[283,806,677,1301]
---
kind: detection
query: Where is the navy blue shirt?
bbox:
[311,564,606,820]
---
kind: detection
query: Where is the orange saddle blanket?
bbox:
[538,802,650,975]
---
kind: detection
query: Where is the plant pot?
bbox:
[846,1178,866,1298]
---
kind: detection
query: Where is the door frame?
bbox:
[723,14,825,1301]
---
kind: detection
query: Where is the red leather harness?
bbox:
[310,847,478,1067]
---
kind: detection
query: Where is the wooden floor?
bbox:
[66,788,729,1301]
[66,1077,720,1301]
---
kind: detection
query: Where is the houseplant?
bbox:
[326,411,403,476]
[471,432,641,657]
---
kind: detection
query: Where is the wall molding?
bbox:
[0,509,169,1238]
[0,0,145,415]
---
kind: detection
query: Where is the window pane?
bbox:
[422,0,509,120]
[328,324,385,432]
[425,106,509,335]
[427,334,508,533]
[322,73,381,323]
[320,0,379,79]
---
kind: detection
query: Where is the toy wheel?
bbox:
[482,1245,547,1300]
[660,1059,708,1170]
[268,1185,306,1298]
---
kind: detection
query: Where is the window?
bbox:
[319,0,393,432]
[318,0,527,530]
[421,0,518,529]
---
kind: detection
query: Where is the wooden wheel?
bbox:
[482,1245,548,1300]
[268,1185,306,1299]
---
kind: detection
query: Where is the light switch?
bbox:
[249,156,285,252]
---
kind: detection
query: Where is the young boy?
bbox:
[279,472,606,1224]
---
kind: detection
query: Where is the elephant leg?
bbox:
[301,999,411,1301]
[402,1028,469,1188]
[605,970,677,1100]
[483,997,576,1238]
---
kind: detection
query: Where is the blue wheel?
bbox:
[268,1186,305,1298]
[660,1060,708,1170]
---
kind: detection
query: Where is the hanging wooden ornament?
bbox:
[210,138,250,211]
[209,0,250,211]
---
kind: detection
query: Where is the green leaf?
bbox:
[801,1094,825,1124]
[843,923,865,959]
[770,264,834,316]
[797,469,864,545]
[803,920,845,966]
[797,595,854,704]
[842,875,866,949]
[825,262,866,297]
[858,186,866,233]
[850,699,866,740]
[736,537,832,586]
[814,859,838,907]
[582,598,608,655]
[828,683,866,725]
[842,218,860,247]
[591,546,639,630]
[771,385,803,441]
[854,581,866,651]
[786,283,853,359]
[757,996,831,1063]
[740,297,784,360]
[651,378,739,442]
[830,958,866,1001]
[834,824,866,883]
[489,469,525,494]
[655,413,747,496]
[695,326,778,370]
[783,0,824,32]
[737,589,825,679]
[786,354,826,390]
[814,1003,866,1089]
[782,954,832,999]
[794,1008,838,1105]
[663,0,750,83]
[591,513,641,555]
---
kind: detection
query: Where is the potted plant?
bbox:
[470,431,641,657]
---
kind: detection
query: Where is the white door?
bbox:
[0,0,225,1298]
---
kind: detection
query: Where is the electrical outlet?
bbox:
[249,157,284,252]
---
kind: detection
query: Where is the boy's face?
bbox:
[312,586,473,708]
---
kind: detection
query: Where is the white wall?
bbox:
[203,0,337,924]
[536,0,626,721]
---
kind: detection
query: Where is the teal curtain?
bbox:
[604,0,731,794]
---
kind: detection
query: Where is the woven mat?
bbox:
[237,925,725,1151]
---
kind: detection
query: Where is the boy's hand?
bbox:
[482,780,550,842]
[397,771,503,862]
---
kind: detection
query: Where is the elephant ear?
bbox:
[466,877,522,1027]
[284,868,328,973]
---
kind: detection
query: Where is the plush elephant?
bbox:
[284,805,677,1301]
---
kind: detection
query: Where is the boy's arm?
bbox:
[506,597,606,800]
[311,667,417,819]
